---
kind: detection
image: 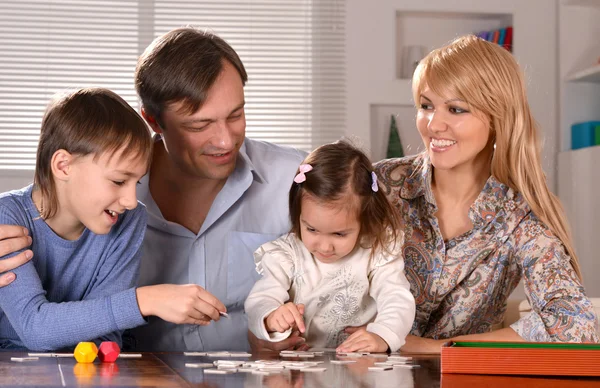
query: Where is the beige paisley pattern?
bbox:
[374,154,598,342]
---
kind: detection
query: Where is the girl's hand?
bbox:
[344,325,367,335]
[248,330,308,353]
[336,328,388,353]
[400,334,446,354]
[265,303,305,333]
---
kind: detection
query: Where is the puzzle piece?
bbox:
[118,353,142,358]
[11,357,39,362]
[185,363,214,368]
[28,352,73,357]
[204,369,233,374]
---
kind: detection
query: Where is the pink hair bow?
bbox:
[294,164,313,183]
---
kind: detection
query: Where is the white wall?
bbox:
[0,171,34,192]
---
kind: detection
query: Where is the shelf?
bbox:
[567,65,600,83]
[564,0,600,8]
[395,11,512,79]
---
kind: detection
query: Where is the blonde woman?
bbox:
[372,35,599,352]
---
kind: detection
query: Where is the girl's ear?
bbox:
[50,149,74,182]
[141,107,163,134]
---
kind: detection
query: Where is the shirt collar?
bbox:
[400,154,519,230]
[400,155,436,206]
[468,176,518,229]
[237,139,266,184]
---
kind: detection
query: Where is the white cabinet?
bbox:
[559,0,600,151]
[557,0,600,296]
[558,148,600,295]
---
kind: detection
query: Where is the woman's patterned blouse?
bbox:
[374,154,599,342]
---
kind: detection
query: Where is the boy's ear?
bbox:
[141,107,163,134]
[50,149,74,182]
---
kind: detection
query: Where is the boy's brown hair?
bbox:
[289,140,402,257]
[34,87,152,219]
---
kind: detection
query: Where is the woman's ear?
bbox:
[141,107,162,134]
[50,149,73,182]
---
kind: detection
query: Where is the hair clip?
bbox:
[294,164,313,184]
[371,171,379,192]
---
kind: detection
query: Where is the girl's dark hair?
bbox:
[289,140,401,257]
[34,87,153,219]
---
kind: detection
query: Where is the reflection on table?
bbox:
[2,350,600,387]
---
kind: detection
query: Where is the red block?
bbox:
[98,341,121,363]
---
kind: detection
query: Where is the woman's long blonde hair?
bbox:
[412,35,582,280]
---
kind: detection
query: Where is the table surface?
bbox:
[2,350,600,388]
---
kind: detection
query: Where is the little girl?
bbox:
[245,140,415,353]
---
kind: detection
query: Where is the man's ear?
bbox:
[141,107,163,134]
[50,149,74,182]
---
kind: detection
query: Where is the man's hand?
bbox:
[136,284,226,325]
[265,303,305,333]
[336,327,388,353]
[0,226,33,287]
[248,330,308,353]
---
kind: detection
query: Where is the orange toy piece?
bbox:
[74,341,98,363]
[98,341,121,363]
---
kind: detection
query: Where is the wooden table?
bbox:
[2,350,600,387]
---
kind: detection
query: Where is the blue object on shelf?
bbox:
[571,121,600,150]
[498,28,506,45]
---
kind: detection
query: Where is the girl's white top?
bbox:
[244,233,415,352]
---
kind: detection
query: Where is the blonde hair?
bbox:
[412,35,582,280]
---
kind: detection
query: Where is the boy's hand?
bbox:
[336,328,388,353]
[265,303,305,333]
[136,284,226,325]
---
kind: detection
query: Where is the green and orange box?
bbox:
[441,341,600,377]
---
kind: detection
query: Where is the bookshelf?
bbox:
[395,11,512,81]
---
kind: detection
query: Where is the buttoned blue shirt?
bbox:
[128,138,306,351]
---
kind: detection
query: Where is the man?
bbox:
[0,27,307,352]
[0,226,32,287]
